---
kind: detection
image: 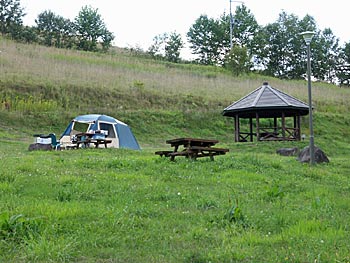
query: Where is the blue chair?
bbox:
[48,133,60,150]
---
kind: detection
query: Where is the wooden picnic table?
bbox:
[155,137,229,161]
[74,133,112,148]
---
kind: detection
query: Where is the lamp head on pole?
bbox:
[300,31,315,45]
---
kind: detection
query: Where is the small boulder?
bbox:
[276,147,299,156]
[297,146,329,163]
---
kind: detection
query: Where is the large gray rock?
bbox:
[297,146,329,163]
[276,147,299,156]
[28,143,52,151]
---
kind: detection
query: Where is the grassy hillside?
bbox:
[1,37,350,262]
[2,36,349,150]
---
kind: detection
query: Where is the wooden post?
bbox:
[281,112,286,139]
[256,112,260,141]
[249,118,253,142]
[234,115,240,142]
[274,117,278,134]
[293,115,297,140]
[296,115,301,140]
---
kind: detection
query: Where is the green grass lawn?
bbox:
[1,140,350,262]
[1,37,350,262]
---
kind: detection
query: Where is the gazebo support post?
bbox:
[256,112,260,141]
[296,115,301,140]
[294,115,301,141]
[282,112,286,139]
[273,117,278,134]
[293,116,297,139]
[249,118,253,142]
[234,115,240,142]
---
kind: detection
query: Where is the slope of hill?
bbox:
[1,36,350,152]
[1,37,350,262]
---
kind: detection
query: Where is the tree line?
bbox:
[184,5,350,84]
[0,0,113,52]
[1,0,350,84]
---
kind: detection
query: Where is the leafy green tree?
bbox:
[292,14,318,79]
[257,12,316,79]
[188,6,259,66]
[263,12,300,78]
[35,10,76,48]
[0,0,25,39]
[227,5,260,49]
[74,5,114,51]
[187,15,226,65]
[342,42,350,64]
[148,33,167,59]
[165,32,184,63]
[148,32,184,63]
[222,5,261,70]
[297,16,340,83]
[254,12,342,82]
[35,10,56,46]
[312,28,340,82]
[335,42,350,86]
[20,25,37,43]
[224,45,252,76]
[100,28,114,51]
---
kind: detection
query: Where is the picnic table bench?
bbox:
[75,133,112,148]
[155,138,229,161]
[154,150,173,157]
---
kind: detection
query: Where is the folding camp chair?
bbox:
[33,133,60,150]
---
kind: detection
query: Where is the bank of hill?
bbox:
[0,37,349,154]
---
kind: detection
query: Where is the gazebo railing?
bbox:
[238,132,254,142]
[238,127,300,142]
[258,127,299,141]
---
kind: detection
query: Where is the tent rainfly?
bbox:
[222,82,310,142]
[60,114,140,150]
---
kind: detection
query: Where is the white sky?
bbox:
[20,0,349,58]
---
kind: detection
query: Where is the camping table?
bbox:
[75,133,112,148]
[155,137,229,161]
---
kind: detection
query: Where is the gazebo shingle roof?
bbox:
[222,82,309,118]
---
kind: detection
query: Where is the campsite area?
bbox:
[1,37,350,262]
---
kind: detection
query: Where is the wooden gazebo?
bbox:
[222,82,310,142]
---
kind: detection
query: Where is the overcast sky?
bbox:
[20,0,349,58]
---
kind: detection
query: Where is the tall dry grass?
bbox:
[1,37,350,112]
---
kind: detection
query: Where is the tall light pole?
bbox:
[229,0,243,49]
[300,31,315,165]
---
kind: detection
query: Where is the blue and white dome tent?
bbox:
[60,114,140,150]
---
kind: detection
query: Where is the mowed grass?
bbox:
[1,141,350,262]
[1,37,350,262]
